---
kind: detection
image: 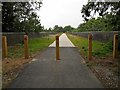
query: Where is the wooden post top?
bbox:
[2,36,6,39]
[24,35,28,40]
[56,36,59,40]
[56,36,59,38]
[88,33,92,40]
[115,34,118,39]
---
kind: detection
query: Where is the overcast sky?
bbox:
[37,0,88,29]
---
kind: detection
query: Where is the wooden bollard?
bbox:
[56,36,60,60]
[24,35,29,59]
[113,34,118,59]
[88,34,92,61]
[2,36,8,58]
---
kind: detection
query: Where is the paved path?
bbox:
[49,33,75,47]
[9,34,104,88]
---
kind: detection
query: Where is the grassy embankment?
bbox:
[7,34,59,58]
[67,33,113,60]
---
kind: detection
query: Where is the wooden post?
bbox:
[88,34,92,61]
[113,34,118,59]
[2,36,8,58]
[56,36,60,60]
[24,35,29,59]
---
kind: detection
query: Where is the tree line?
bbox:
[76,0,120,32]
[2,0,120,33]
[2,1,43,33]
[45,25,74,33]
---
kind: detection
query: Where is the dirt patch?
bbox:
[87,55,119,88]
[2,57,32,88]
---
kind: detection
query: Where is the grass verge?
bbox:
[67,33,113,59]
[7,34,58,58]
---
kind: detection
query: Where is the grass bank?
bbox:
[7,34,58,58]
[67,33,113,59]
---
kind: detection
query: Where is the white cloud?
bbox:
[37,0,88,29]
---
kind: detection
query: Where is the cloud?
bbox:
[37,0,88,29]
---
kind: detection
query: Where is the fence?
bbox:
[71,31,119,42]
[70,31,120,51]
[2,32,58,58]
[2,32,57,46]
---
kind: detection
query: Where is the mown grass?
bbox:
[7,34,57,58]
[67,33,113,59]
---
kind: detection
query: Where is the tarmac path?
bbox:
[9,33,104,88]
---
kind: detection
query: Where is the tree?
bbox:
[81,0,120,31]
[47,27,52,32]
[2,1,43,32]
[76,17,112,32]
[53,25,63,32]
[63,25,74,32]
[81,1,120,21]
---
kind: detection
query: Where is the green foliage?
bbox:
[2,2,43,32]
[80,1,120,31]
[75,14,120,32]
[53,25,63,32]
[52,25,74,32]
[63,25,74,32]
[81,1,120,21]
